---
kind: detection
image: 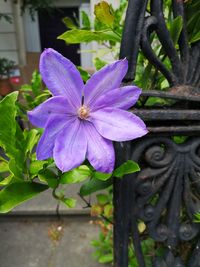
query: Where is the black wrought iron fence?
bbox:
[114,0,200,266]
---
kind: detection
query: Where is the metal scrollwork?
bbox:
[133,137,200,244]
[115,0,200,266]
[120,0,200,88]
[114,137,200,267]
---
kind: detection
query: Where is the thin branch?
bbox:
[78,193,114,225]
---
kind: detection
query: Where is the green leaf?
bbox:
[38,169,58,189]
[61,197,76,208]
[62,17,77,29]
[145,97,173,107]
[0,182,48,213]
[77,66,90,82]
[99,253,113,263]
[172,136,188,144]
[94,1,114,27]
[80,177,112,196]
[60,165,91,184]
[103,203,113,217]
[194,212,200,223]
[0,161,9,172]
[96,194,109,205]
[113,160,140,178]
[30,160,47,175]
[93,171,112,181]
[24,129,40,155]
[93,57,107,70]
[0,92,19,158]
[189,31,200,44]
[30,71,42,97]
[58,29,120,44]
[169,16,183,45]
[20,84,32,92]
[8,159,23,179]
[0,175,15,186]
[81,11,91,29]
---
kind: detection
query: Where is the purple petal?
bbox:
[84,121,114,173]
[90,107,148,141]
[92,86,142,111]
[53,119,87,172]
[84,59,128,107]
[40,48,83,107]
[28,96,76,128]
[36,115,71,160]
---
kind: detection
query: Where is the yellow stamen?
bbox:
[78,105,90,120]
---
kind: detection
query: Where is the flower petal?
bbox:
[92,86,141,111]
[84,121,114,173]
[90,107,148,141]
[36,115,71,160]
[53,119,87,172]
[28,96,76,128]
[84,59,128,106]
[40,48,83,107]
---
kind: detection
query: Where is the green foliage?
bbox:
[113,160,140,178]
[80,177,112,197]
[94,1,114,27]
[0,84,140,214]
[193,212,200,223]
[172,136,188,144]
[19,71,50,117]
[58,0,125,66]
[91,190,157,266]
[168,16,183,46]
[81,11,91,30]
[0,92,51,211]
[80,160,140,196]
[93,57,107,71]
[38,168,58,189]
[0,93,23,163]
[185,0,200,44]
[62,17,77,29]
[0,182,48,213]
[58,29,120,44]
[61,197,76,208]
[77,66,91,82]
[59,0,199,101]
[60,165,92,184]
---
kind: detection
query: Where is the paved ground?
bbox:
[0,215,105,267]
[0,187,110,267]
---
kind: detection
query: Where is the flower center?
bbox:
[78,105,90,120]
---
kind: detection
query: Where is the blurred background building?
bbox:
[0,0,119,83]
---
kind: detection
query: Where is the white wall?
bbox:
[23,11,41,53]
[0,0,18,63]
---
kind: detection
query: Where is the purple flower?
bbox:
[28,48,148,173]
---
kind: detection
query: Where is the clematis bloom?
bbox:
[28,48,148,173]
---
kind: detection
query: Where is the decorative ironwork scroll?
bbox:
[120,0,200,88]
[114,136,200,267]
[114,0,200,266]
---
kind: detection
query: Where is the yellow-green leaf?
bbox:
[58,29,120,44]
[94,1,114,27]
[60,165,92,184]
[61,197,76,208]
